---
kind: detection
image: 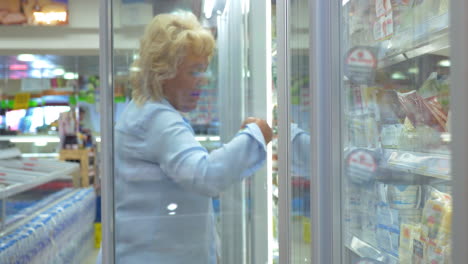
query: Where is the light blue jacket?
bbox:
[98,99,267,264]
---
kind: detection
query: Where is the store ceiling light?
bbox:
[33,11,67,25]
[53,68,65,76]
[8,136,60,143]
[391,72,407,80]
[64,72,77,80]
[129,66,141,72]
[17,54,35,62]
[167,203,178,211]
[9,64,28,71]
[32,60,54,69]
[34,140,48,147]
[31,69,42,78]
[42,70,52,78]
[204,0,215,19]
[408,67,419,74]
[438,60,451,67]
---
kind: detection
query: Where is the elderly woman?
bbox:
[98,11,272,264]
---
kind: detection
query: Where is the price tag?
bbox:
[13,93,31,109]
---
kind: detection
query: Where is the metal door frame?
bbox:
[450,1,468,263]
[99,0,115,264]
[308,0,342,263]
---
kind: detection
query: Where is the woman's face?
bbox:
[163,54,209,112]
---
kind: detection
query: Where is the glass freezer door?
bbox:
[340,0,452,263]
[99,0,273,263]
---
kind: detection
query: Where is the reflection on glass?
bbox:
[342,0,451,263]
[286,0,312,263]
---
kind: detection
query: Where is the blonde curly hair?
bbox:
[131,11,216,105]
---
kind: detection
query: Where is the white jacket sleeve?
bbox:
[144,110,267,197]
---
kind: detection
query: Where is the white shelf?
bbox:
[0,135,60,143]
[378,13,449,68]
[383,149,450,180]
[0,163,78,200]
[345,232,399,264]
[0,148,22,160]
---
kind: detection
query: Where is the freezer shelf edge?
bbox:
[383,149,450,180]
[345,232,399,264]
[0,163,79,200]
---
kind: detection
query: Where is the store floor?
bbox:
[84,248,99,264]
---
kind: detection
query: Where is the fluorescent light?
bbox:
[204,0,215,19]
[408,67,419,74]
[438,60,450,67]
[391,72,407,80]
[167,203,178,211]
[129,66,141,72]
[64,72,77,80]
[32,60,54,69]
[42,69,52,78]
[441,133,451,142]
[17,54,35,62]
[31,70,42,78]
[34,140,48,147]
[53,68,65,76]
[195,136,220,141]
[9,64,28,71]
[7,136,60,143]
[33,11,67,24]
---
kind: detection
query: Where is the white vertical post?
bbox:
[276,0,291,263]
[218,1,247,263]
[249,0,273,263]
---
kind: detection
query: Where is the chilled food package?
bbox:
[399,223,421,263]
[419,72,450,113]
[397,90,447,132]
[421,187,451,244]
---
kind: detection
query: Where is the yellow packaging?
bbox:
[399,223,421,263]
[421,189,451,245]
[95,222,102,249]
[302,216,311,244]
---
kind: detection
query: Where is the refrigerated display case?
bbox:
[302,0,468,263]
[340,0,452,263]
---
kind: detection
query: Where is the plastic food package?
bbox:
[421,188,451,244]
[397,90,447,132]
[399,223,421,263]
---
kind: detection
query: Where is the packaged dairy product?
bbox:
[399,223,421,263]
[388,184,422,209]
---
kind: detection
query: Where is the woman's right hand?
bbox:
[241,117,273,144]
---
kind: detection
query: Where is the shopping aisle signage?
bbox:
[0,0,68,26]
[345,47,377,85]
[13,93,31,110]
